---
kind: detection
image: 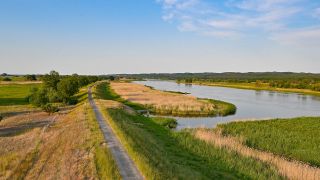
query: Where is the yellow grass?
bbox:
[194,129,320,180]
[111,82,216,116]
[0,103,120,179]
[0,81,42,85]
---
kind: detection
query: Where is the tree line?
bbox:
[28,71,107,113]
[120,72,320,92]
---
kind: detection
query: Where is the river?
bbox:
[135,80,320,130]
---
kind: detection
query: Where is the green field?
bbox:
[0,84,42,106]
[218,117,320,167]
[95,83,283,179]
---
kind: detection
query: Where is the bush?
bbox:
[42,104,59,114]
[57,77,79,103]
[0,115,3,121]
[29,88,49,107]
[2,77,11,81]
[25,74,37,81]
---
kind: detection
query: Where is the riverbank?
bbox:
[186,81,320,96]
[93,84,283,179]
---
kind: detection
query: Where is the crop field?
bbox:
[218,117,320,167]
[110,82,235,116]
[0,83,41,106]
[0,103,120,179]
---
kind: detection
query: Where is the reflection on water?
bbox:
[135,80,320,130]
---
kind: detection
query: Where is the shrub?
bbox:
[42,104,59,114]
[2,77,11,81]
[29,88,49,107]
[25,74,37,81]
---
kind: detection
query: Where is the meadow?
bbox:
[0,83,41,106]
[110,82,236,117]
[94,83,283,179]
[218,117,320,167]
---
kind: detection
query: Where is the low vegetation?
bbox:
[94,85,283,179]
[194,128,320,180]
[151,117,177,129]
[110,82,236,117]
[218,117,320,167]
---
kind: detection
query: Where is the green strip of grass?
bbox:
[94,82,145,111]
[218,117,320,167]
[85,103,121,179]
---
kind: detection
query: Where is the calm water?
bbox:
[135,80,320,130]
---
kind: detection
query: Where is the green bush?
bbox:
[41,104,59,114]
[2,77,11,81]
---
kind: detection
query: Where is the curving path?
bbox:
[88,87,143,180]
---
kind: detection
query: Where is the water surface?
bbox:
[135,80,320,130]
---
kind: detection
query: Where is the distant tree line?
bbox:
[29,70,109,113]
[119,72,320,92]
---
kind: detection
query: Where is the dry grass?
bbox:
[111,82,216,116]
[194,129,320,180]
[0,104,107,179]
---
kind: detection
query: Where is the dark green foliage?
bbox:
[2,77,11,81]
[42,70,60,90]
[57,77,79,103]
[24,74,37,81]
[29,88,49,107]
[41,104,59,114]
[218,117,320,167]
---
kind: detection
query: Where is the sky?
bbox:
[0,0,320,75]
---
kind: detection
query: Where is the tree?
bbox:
[42,70,60,90]
[57,77,79,103]
[25,74,37,81]
[29,88,49,107]
[2,77,11,81]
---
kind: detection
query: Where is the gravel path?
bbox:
[88,87,143,180]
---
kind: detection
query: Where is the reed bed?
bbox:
[110,82,235,116]
[195,129,320,180]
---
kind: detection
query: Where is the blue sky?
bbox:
[0,0,319,74]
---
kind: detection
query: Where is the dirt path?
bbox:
[88,87,143,180]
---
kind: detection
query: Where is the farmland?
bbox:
[0,83,41,106]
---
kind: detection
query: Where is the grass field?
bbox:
[0,103,120,179]
[110,82,236,117]
[218,117,320,167]
[0,83,41,106]
[94,85,283,179]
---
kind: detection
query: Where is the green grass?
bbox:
[94,82,145,110]
[85,102,121,179]
[101,108,282,179]
[151,117,178,129]
[218,117,320,167]
[203,98,237,116]
[94,84,283,179]
[0,84,41,106]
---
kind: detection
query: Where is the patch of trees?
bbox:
[24,74,37,81]
[29,71,102,113]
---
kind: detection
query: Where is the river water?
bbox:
[135,80,320,130]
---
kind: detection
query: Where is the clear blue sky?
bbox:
[0,0,319,75]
